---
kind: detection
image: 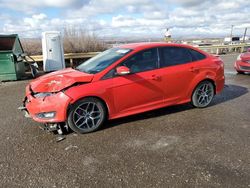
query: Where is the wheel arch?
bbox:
[67,96,110,120]
[201,78,216,94]
[189,78,216,99]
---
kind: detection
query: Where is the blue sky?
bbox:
[0,0,249,39]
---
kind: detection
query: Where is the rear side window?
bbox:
[160,47,192,67]
[189,49,206,61]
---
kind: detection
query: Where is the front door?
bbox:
[110,48,164,114]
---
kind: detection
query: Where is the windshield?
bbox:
[76,48,132,74]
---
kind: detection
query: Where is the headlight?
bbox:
[33,92,54,98]
[237,54,242,60]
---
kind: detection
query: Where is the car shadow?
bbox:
[101,84,248,131]
[210,84,248,106]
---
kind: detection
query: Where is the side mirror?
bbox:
[116,66,130,76]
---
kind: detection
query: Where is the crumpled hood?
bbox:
[30,68,94,93]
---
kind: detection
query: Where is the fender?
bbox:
[186,70,216,99]
[64,81,115,119]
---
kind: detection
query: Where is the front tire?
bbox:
[67,97,106,134]
[191,81,215,108]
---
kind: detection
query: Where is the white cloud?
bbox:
[23,14,47,28]
[32,13,47,20]
[65,0,153,18]
[111,15,167,28]
[43,0,82,7]
[0,0,89,12]
[166,0,208,7]
[0,0,249,38]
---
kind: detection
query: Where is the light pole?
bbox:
[230,25,234,40]
[243,28,248,43]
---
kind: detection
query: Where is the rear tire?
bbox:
[67,97,106,134]
[191,81,214,108]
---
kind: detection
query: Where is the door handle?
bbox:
[189,67,199,73]
[151,74,161,81]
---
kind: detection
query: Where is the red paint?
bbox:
[24,43,225,123]
[234,52,250,73]
[26,92,72,123]
[30,68,93,93]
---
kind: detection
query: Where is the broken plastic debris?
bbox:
[65,145,78,151]
[56,135,65,142]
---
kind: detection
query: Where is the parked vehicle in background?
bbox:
[20,43,225,134]
[235,48,250,74]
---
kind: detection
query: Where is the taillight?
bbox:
[219,60,224,69]
[212,56,224,68]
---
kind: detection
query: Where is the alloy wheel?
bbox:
[192,81,214,108]
[73,102,102,131]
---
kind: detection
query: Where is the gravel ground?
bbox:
[0,54,249,187]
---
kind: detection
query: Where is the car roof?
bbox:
[118,42,194,51]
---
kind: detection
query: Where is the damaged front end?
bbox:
[40,123,69,135]
[18,85,34,118]
[19,68,94,134]
[19,85,73,134]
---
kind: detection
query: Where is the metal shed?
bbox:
[0,34,26,81]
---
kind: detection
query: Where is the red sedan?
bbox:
[20,43,225,134]
[234,49,250,74]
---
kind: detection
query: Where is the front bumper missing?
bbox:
[18,102,69,134]
[19,89,71,135]
[18,96,31,118]
[18,106,31,118]
[20,91,72,123]
[41,123,69,134]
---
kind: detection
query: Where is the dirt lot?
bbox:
[0,54,249,187]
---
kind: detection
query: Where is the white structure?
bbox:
[42,31,65,72]
[164,28,171,38]
[224,36,241,44]
[240,36,249,41]
[224,37,232,43]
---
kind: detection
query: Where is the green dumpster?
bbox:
[0,34,26,81]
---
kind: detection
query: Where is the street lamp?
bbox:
[230,25,234,40]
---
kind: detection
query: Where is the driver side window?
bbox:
[121,48,158,73]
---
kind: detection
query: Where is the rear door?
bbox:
[158,47,206,103]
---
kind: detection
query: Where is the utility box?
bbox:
[0,34,26,81]
[42,31,65,72]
